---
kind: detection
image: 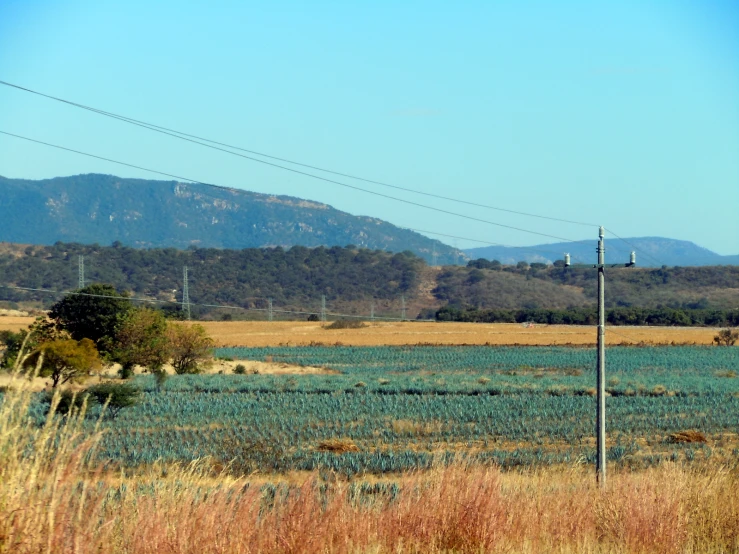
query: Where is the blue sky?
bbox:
[1,0,737,254]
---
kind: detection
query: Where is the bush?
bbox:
[234,364,247,375]
[713,328,738,346]
[43,389,93,415]
[85,382,140,418]
[325,319,367,330]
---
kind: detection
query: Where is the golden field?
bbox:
[0,316,721,346]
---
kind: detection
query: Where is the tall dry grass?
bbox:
[1,375,738,553]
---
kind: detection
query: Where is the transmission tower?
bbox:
[320,295,327,322]
[78,255,85,289]
[431,244,438,266]
[182,266,191,320]
[268,298,273,322]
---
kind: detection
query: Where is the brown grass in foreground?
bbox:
[1,377,738,553]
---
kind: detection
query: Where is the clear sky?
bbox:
[1,0,737,254]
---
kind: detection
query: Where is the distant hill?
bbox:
[465,237,739,268]
[2,242,738,320]
[0,173,460,264]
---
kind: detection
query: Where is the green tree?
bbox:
[166,323,214,374]
[48,284,132,356]
[85,382,140,418]
[34,338,101,388]
[2,317,69,370]
[114,308,169,378]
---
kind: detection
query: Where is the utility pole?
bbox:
[268,298,273,322]
[182,266,191,321]
[596,227,606,487]
[78,255,85,289]
[320,295,327,322]
[431,244,438,266]
[565,226,635,488]
[370,301,375,322]
[401,295,406,321]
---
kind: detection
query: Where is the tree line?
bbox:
[434,305,739,327]
[0,242,423,316]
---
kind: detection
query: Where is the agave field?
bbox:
[23,346,739,475]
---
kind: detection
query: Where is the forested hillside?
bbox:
[0,174,460,263]
[1,243,738,321]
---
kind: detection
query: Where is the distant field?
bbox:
[196,320,720,346]
[0,317,722,345]
[0,316,35,333]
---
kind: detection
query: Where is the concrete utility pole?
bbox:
[182,266,191,321]
[78,255,85,289]
[320,295,327,322]
[565,226,635,488]
[370,301,375,322]
[268,298,273,322]
[401,296,407,321]
[596,227,606,486]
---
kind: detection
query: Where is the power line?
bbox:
[0,129,583,244]
[0,285,417,322]
[0,79,598,229]
[405,227,589,263]
[0,79,667,266]
[604,228,665,267]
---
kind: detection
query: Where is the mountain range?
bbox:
[464,238,739,268]
[1,173,736,268]
[0,173,460,263]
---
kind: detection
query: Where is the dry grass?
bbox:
[316,438,360,453]
[2,375,739,553]
[194,320,721,347]
[668,430,708,444]
[1,317,721,346]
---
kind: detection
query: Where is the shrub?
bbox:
[325,319,367,330]
[85,382,140,418]
[713,328,738,346]
[167,323,214,374]
[43,389,93,415]
[153,368,168,389]
[234,364,247,375]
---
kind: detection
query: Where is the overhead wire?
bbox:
[0,128,585,246]
[0,79,670,266]
[404,227,587,262]
[604,228,665,267]
[0,79,597,229]
[1,285,416,321]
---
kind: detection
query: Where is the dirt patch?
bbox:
[210,359,336,375]
[668,430,708,444]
